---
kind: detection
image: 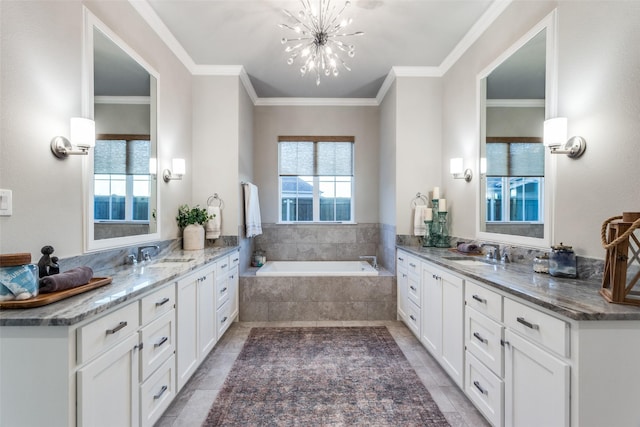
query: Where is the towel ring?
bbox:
[207,193,224,210]
[411,192,428,208]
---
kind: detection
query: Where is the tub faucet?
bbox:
[481,243,500,261]
[359,255,378,269]
[137,245,160,263]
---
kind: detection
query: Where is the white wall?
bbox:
[442,0,640,258]
[0,0,192,259]
[378,82,397,227]
[253,105,380,224]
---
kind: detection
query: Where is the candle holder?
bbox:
[435,211,450,248]
[422,220,434,247]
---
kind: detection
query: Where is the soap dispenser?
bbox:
[549,243,577,278]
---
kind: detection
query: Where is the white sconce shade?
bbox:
[450,158,464,175]
[543,117,586,158]
[163,158,186,183]
[70,117,95,148]
[543,117,568,147]
[50,117,96,159]
[450,157,473,182]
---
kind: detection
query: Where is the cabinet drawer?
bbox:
[465,351,504,427]
[140,354,175,427]
[140,284,175,325]
[407,272,421,307]
[465,307,503,376]
[229,252,240,269]
[216,299,233,338]
[215,274,230,309]
[465,280,502,322]
[140,309,175,380]
[77,302,140,364]
[406,255,421,276]
[396,251,408,270]
[405,300,421,338]
[504,298,569,357]
[216,256,230,276]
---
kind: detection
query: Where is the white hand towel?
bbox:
[205,206,221,239]
[414,205,428,236]
[244,183,263,238]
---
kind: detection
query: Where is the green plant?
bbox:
[176,204,211,228]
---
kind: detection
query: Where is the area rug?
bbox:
[202,327,450,426]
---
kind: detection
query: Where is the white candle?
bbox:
[439,199,447,212]
[432,187,440,199]
[425,209,433,221]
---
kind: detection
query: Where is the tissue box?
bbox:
[0,264,39,301]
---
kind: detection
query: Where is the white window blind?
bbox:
[486,141,544,177]
[279,140,353,176]
[95,139,150,175]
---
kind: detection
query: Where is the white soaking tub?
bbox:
[256,261,378,277]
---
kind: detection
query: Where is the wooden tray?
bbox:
[448,248,483,256]
[0,277,112,309]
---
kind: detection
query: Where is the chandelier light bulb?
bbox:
[279,0,363,85]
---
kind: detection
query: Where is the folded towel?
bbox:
[39,266,93,293]
[414,205,428,236]
[205,206,221,239]
[243,183,263,238]
[457,242,479,253]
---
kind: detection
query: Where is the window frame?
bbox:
[277,136,355,224]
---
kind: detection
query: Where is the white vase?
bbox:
[182,224,205,250]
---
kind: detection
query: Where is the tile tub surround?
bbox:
[0,245,239,326]
[398,245,640,321]
[253,222,380,263]
[239,268,396,322]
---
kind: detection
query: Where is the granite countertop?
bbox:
[0,246,239,327]
[397,245,640,321]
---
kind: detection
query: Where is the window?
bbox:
[278,137,354,223]
[485,138,544,223]
[94,136,151,222]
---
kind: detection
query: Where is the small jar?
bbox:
[549,243,577,278]
[533,253,549,274]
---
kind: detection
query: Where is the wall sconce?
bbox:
[50,118,96,159]
[543,117,587,158]
[480,157,487,175]
[163,158,185,183]
[149,158,157,178]
[450,158,473,182]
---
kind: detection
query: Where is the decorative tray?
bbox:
[447,248,483,256]
[0,277,112,309]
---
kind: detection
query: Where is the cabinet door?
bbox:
[228,265,239,320]
[198,271,216,358]
[440,270,464,386]
[421,263,442,355]
[176,276,198,391]
[504,329,570,427]
[77,334,140,427]
[396,267,408,321]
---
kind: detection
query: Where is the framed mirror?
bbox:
[476,10,557,248]
[83,8,160,251]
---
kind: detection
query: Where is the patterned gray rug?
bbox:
[203,327,450,426]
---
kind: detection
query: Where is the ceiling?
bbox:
[138,0,501,99]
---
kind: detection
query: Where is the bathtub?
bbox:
[256,261,378,277]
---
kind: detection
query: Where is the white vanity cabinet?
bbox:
[420,261,465,387]
[396,252,408,321]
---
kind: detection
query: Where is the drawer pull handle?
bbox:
[473,332,488,344]
[409,262,417,268]
[409,315,417,322]
[233,258,239,263]
[221,264,228,268]
[402,273,407,278]
[221,287,228,293]
[229,275,234,280]
[472,294,486,303]
[153,385,168,400]
[106,321,127,335]
[501,339,510,347]
[398,257,404,261]
[517,317,539,330]
[154,336,168,348]
[221,316,228,324]
[155,297,170,307]
[409,286,417,291]
[473,381,488,395]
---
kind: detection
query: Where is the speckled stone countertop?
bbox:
[397,245,640,321]
[0,246,239,327]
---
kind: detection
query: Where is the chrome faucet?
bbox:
[359,255,378,269]
[137,245,160,263]
[481,243,500,261]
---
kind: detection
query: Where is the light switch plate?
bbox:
[0,189,12,216]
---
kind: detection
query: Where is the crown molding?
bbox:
[255,97,378,107]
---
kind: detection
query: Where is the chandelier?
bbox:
[279,0,364,86]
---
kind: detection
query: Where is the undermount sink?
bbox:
[147,258,195,268]
[443,256,494,267]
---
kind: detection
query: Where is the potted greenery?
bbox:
[176,204,211,250]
